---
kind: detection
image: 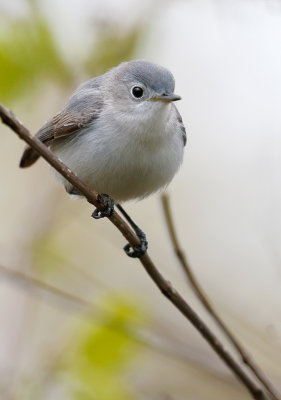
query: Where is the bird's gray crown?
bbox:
[115,60,176,95]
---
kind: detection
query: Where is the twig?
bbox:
[161,193,280,400]
[0,102,269,400]
[0,263,229,371]
[0,263,92,311]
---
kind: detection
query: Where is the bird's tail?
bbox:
[19,146,40,168]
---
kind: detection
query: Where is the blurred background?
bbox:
[0,0,281,399]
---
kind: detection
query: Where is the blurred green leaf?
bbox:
[31,231,68,275]
[0,13,143,104]
[63,297,140,400]
[0,15,71,102]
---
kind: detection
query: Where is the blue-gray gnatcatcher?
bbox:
[20,60,186,257]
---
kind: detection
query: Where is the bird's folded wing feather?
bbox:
[36,109,99,142]
[19,88,103,168]
[173,105,186,146]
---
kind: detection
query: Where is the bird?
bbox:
[20,60,186,257]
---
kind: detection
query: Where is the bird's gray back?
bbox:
[64,75,104,113]
[29,77,104,147]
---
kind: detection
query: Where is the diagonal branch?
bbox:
[0,263,230,369]
[161,194,280,400]
[0,102,269,400]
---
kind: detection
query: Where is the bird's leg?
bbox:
[92,194,115,219]
[117,204,148,258]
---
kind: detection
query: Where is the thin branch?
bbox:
[0,102,269,400]
[0,263,229,372]
[161,193,280,400]
[0,263,92,311]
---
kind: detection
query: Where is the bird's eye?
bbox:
[131,86,144,98]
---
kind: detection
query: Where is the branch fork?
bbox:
[0,102,277,400]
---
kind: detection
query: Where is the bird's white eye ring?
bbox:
[131,86,144,98]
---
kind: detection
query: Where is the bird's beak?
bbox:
[150,94,182,102]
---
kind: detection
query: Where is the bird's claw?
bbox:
[92,201,148,258]
[92,194,115,219]
[123,230,148,258]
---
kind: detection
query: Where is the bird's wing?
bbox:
[20,87,103,168]
[173,105,186,146]
[36,109,99,141]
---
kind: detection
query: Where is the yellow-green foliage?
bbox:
[31,231,68,275]
[0,9,146,399]
[0,15,142,105]
[0,16,71,102]
[63,297,142,400]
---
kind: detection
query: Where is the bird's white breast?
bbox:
[51,102,184,202]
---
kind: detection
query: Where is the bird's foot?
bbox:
[116,204,148,258]
[92,194,115,219]
[124,227,148,258]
